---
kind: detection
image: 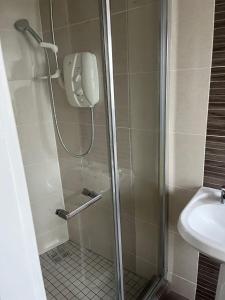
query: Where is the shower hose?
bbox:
[44,0,94,158]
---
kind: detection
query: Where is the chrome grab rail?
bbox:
[56,188,102,220]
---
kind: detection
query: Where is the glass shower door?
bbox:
[102,0,167,299]
[37,0,121,299]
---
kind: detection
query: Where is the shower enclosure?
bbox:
[1,0,167,299]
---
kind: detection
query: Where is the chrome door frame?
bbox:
[99,1,125,299]
[99,0,168,298]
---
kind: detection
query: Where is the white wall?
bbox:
[0,41,46,300]
[0,0,68,253]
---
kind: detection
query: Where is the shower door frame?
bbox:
[99,0,168,299]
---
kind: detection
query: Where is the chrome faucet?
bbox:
[221,186,225,204]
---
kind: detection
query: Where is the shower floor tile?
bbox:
[40,241,148,300]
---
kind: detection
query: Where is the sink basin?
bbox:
[178,187,225,262]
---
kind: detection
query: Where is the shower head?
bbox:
[14,19,42,43]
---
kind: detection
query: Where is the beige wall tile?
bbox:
[52,80,78,123]
[133,176,159,225]
[169,0,214,70]
[111,12,128,74]
[128,0,155,9]
[119,170,134,216]
[67,0,99,25]
[111,0,127,14]
[168,133,205,189]
[135,219,159,265]
[81,124,109,165]
[168,231,199,283]
[117,128,131,169]
[167,273,197,300]
[128,1,160,73]
[114,74,129,128]
[168,186,198,233]
[136,258,157,279]
[129,72,159,131]
[168,69,210,135]
[59,158,83,196]
[56,121,82,158]
[69,20,103,77]
[130,129,158,180]
[39,0,68,32]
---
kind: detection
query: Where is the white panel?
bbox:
[0,41,46,300]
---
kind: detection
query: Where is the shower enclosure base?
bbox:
[40,240,148,299]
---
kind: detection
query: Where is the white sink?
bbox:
[178,187,225,262]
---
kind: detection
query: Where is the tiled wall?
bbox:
[39,0,161,280]
[204,0,225,189]
[167,0,215,299]
[0,0,68,254]
[199,1,225,299]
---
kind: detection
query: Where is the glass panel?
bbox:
[1,0,120,298]
[37,0,119,298]
[110,0,162,298]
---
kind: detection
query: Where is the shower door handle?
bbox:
[56,189,102,220]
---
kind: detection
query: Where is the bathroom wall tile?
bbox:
[133,176,159,225]
[56,121,82,158]
[117,128,131,169]
[169,0,214,70]
[167,273,197,300]
[67,211,91,249]
[129,72,159,131]
[52,80,78,123]
[53,27,72,69]
[128,0,155,9]
[121,214,136,256]
[136,258,157,279]
[128,1,160,73]
[77,98,107,126]
[122,252,136,274]
[0,0,41,31]
[114,74,129,128]
[168,186,198,233]
[196,253,220,300]
[111,12,128,74]
[80,124,109,166]
[67,0,99,25]
[39,0,68,32]
[119,170,134,216]
[135,219,159,265]
[17,121,58,165]
[130,129,158,180]
[168,69,210,135]
[70,20,103,75]
[168,133,205,189]
[58,157,83,196]
[168,231,199,283]
[111,0,127,14]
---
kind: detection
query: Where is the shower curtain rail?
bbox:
[55,188,102,220]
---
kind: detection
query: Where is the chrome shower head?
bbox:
[14,19,42,43]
